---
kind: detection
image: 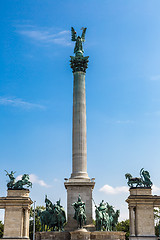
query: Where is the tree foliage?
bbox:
[154,208,160,237]
[29,206,45,240]
[0,221,4,238]
[116,219,129,240]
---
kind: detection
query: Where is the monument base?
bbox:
[36,231,126,240]
[129,237,157,240]
[90,231,126,240]
[36,231,71,240]
[64,179,95,231]
[3,238,29,240]
[70,229,90,240]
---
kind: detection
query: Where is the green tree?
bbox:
[116,219,129,240]
[0,221,4,238]
[154,208,160,237]
[29,206,45,240]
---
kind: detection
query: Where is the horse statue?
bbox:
[37,209,51,231]
[125,173,142,187]
[54,200,66,231]
[5,171,32,190]
[95,207,103,231]
[125,168,153,188]
[14,174,32,189]
[37,196,66,232]
[112,210,120,230]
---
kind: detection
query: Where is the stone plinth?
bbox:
[90,231,126,240]
[36,231,125,240]
[70,229,90,240]
[0,189,32,240]
[126,187,160,240]
[36,231,71,240]
[64,179,95,231]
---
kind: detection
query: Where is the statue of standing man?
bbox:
[72,195,86,228]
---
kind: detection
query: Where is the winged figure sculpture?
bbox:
[71,27,87,57]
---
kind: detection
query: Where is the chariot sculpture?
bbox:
[125,168,153,188]
[5,170,32,189]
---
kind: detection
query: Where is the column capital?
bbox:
[70,56,89,73]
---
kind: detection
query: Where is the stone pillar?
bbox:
[129,206,136,237]
[126,188,158,240]
[0,189,32,240]
[64,55,95,230]
[23,208,29,238]
[71,71,88,179]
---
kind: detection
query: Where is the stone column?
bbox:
[69,56,90,180]
[71,70,88,179]
[23,208,29,238]
[129,206,135,236]
[64,55,95,230]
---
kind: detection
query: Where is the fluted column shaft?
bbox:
[71,71,88,179]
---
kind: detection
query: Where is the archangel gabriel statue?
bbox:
[71,27,87,57]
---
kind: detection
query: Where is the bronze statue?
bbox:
[72,195,86,228]
[125,168,153,188]
[5,170,32,189]
[37,196,66,232]
[71,27,87,57]
[5,170,16,189]
[94,199,109,231]
[93,199,120,231]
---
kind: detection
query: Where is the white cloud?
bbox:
[16,174,50,188]
[150,75,160,81]
[99,184,128,195]
[17,25,71,46]
[0,97,45,110]
[152,184,160,194]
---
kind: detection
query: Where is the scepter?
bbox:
[92,198,97,208]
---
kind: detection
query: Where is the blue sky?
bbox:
[1,0,160,221]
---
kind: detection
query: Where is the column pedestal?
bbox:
[64,179,95,231]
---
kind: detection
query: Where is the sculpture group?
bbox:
[71,195,119,231]
[5,170,32,189]
[125,168,152,188]
[94,200,119,231]
[37,196,66,231]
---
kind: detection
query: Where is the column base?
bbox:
[70,172,90,179]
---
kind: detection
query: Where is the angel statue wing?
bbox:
[81,27,87,42]
[71,27,77,41]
